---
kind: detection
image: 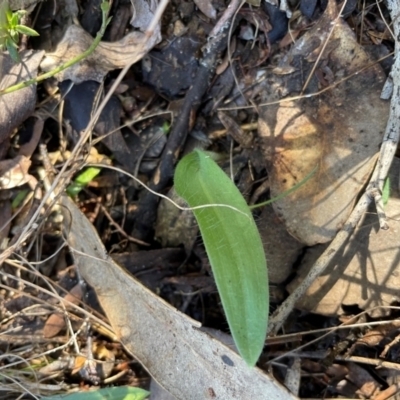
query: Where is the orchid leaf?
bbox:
[43,386,149,400]
[174,149,268,366]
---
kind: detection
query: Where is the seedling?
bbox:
[0,0,111,95]
[0,1,39,62]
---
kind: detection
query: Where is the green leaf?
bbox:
[15,24,39,36]
[250,165,318,209]
[0,2,9,28]
[5,7,13,23]
[162,121,170,134]
[66,167,102,196]
[42,386,149,400]
[101,0,110,13]
[10,11,18,27]
[9,28,18,42]
[5,37,19,62]
[12,189,29,209]
[383,177,390,206]
[174,149,268,366]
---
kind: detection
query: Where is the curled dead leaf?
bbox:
[0,156,32,189]
[43,283,82,338]
[40,22,161,84]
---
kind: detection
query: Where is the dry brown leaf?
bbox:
[43,283,82,338]
[346,362,381,398]
[257,205,304,284]
[0,155,32,189]
[258,0,389,245]
[61,195,296,400]
[43,314,64,339]
[287,158,400,317]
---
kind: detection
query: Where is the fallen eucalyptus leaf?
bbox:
[174,149,268,367]
[258,0,389,245]
[61,195,294,399]
[287,158,400,317]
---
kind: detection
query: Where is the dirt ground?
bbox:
[0,0,400,398]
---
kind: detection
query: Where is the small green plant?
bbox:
[66,167,102,197]
[0,0,111,95]
[0,1,39,62]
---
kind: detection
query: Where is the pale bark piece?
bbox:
[61,195,296,400]
[257,0,389,245]
[0,50,44,143]
[287,158,400,317]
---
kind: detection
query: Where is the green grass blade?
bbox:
[174,149,268,366]
[383,176,390,206]
[66,166,101,196]
[249,165,318,209]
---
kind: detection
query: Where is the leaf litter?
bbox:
[0,0,399,398]
[257,0,389,246]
